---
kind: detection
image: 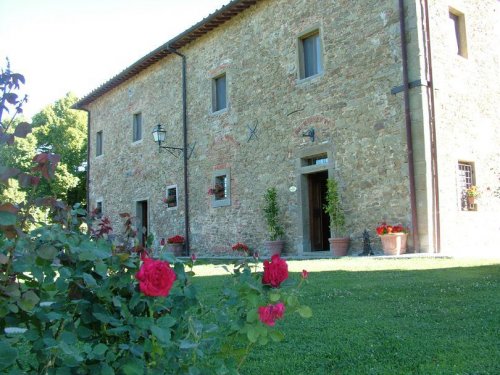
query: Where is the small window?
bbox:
[299,31,322,79]
[95,200,103,218]
[457,161,476,210]
[133,112,142,142]
[449,9,468,58]
[212,74,227,112]
[165,185,178,209]
[210,169,231,208]
[304,153,329,166]
[96,131,103,156]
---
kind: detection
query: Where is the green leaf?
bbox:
[286,295,299,308]
[122,360,144,375]
[37,244,58,260]
[0,211,16,225]
[297,305,313,318]
[18,290,39,311]
[246,325,259,343]
[151,325,171,344]
[100,363,115,375]
[0,341,18,370]
[156,315,176,329]
[83,273,97,287]
[246,308,259,323]
[269,292,281,302]
[92,343,108,356]
[0,254,8,264]
[269,330,285,342]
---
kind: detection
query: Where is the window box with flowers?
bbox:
[166,235,185,256]
[376,222,408,255]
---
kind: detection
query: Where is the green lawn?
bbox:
[195,258,500,375]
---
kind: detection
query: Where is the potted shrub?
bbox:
[376,222,408,255]
[263,187,285,255]
[323,178,350,256]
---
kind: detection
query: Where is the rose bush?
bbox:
[0,64,312,374]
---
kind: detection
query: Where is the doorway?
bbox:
[136,200,148,246]
[308,171,330,251]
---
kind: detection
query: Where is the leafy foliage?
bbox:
[262,187,284,241]
[323,178,346,237]
[0,64,311,374]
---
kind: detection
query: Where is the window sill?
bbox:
[296,72,324,86]
[211,107,229,116]
[132,139,143,146]
[211,197,231,208]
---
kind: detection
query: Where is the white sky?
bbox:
[0,0,230,118]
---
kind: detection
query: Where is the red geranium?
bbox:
[262,254,288,288]
[258,302,286,326]
[167,235,185,244]
[376,222,408,235]
[136,258,176,297]
[231,242,250,254]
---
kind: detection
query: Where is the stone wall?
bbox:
[85,0,431,256]
[425,0,500,255]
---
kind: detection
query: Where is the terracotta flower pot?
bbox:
[466,196,475,206]
[264,240,285,256]
[168,243,184,256]
[379,233,407,255]
[329,237,350,256]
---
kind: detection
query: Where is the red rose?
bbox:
[258,302,286,326]
[262,254,288,288]
[136,258,176,297]
[301,269,309,279]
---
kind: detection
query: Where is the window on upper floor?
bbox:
[449,8,468,58]
[457,161,476,211]
[212,73,227,112]
[299,30,323,79]
[133,112,142,142]
[96,131,103,156]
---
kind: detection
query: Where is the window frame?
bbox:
[211,168,231,208]
[133,112,142,143]
[95,200,103,218]
[212,73,227,113]
[166,185,178,210]
[96,131,103,157]
[449,8,468,58]
[456,161,476,211]
[298,29,323,80]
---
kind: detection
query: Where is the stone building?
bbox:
[75,0,500,256]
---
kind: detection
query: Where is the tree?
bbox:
[31,92,87,205]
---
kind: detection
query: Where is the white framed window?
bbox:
[299,30,323,79]
[212,73,227,112]
[133,112,142,142]
[96,131,103,156]
[457,161,475,211]
[449,8,468,58]
[165,185,178,209]
[210,169,231,208]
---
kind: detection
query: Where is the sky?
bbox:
[0,0,230,119]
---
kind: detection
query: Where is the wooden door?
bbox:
[309,172,330,251]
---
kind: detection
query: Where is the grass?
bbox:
[194,257,500,375]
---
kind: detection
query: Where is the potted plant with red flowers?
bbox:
[208,183,225,199]
[323,178,350,256]
[167,234,185,256]
[376,222,408,255]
